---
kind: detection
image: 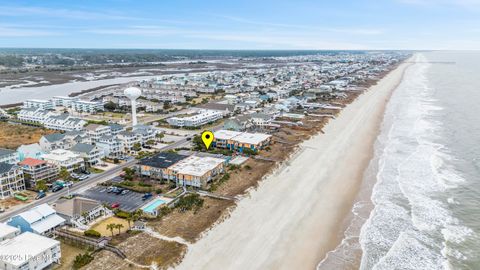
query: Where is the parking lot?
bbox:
[80,186,153,213]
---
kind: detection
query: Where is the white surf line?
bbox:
[144,227,191,246]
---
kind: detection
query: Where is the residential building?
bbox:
[0,232,61,270]
[71,100,103,113]
[117,131,141,152]
[108,123,126,135]
[249,113,274,127]
[0,223,20,242]
[85,124,111,143]
[42,113,86,131]
[7,204,65,235]
[0,148,17,164]
[39,133,67,152]
[166,109,223,127]
[0,163,25,200]
[51,96,77,107]
[41,149,85,173]
[96,135,123,158]
[136,152,189,181]
[23,99,54,110]
[17,143,44,161]
[17,108,53,124]
[213,130,272,152]
[195,102,236,116]
[55,197,109,229]
[70,143,102,166]
[169,155,225,188]
[133,124,156,143]
[18,158,59,189]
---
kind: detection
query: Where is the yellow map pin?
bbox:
[201,130,214,149]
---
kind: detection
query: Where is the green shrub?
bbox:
[115,210,130,219]
[84,229,101,238]
[73,253,94,269]
[175,194,204,212]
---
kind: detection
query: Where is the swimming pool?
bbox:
[142,198,167,214]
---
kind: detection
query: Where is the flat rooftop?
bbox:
[169,155,224,177]
[138,152,189,169]
[0,232,59,267]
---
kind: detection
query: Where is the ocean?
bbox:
[318,52,480,270]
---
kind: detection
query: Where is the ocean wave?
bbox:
[359,54,475,270]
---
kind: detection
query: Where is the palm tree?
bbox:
[115,224,124,235]
[126,214,133,229]
[106,223,115,237]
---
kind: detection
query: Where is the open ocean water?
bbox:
[318,51,480,270]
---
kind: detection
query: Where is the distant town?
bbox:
[0,51,409,270]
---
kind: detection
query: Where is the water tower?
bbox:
[124,87,142,127]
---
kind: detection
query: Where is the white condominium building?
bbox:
[167,109,223,127]
[71,100,103,113]
[23,99,54,110]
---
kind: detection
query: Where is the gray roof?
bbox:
[0,148,15,157]
[43,133,65,143]
[0,162,15,174]
[70,143,95,154]
[197,103,235,111]
[108,123,125,131]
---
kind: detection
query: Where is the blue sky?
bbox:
[1,0,479,49]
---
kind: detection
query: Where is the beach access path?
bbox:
[175,60,411,270]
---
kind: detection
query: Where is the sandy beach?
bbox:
[175,61,411,270]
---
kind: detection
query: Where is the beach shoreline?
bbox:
[174,59,412,270]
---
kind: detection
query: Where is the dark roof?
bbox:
[43,133,65,143]
[70,143,96,154]
[0,148,15,157]
[0,162,16,174]
[138,152,189,169]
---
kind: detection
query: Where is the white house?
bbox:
[85,124,112,143]
[70,143,103,166]
[41,149,85,173]
[96,135,123,158]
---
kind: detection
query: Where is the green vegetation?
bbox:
[208,173,230,192]
[59,168,71,180]
[73,252,94,269]
[84,229,101,238]
[244,165,252,170]
[35,180,48,192]
[85,119,109,126]
[122,167,135,181]
[242,148,258,156]
[174,194,204,212]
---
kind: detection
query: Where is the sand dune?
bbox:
[175,61,411,270]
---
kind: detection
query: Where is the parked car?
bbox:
[114,188,124,195]
[111,202,120,208]
[142,192,153,201]
[35,192,46,200]
[121,190,130,195]
[106,186,115,193]
[64,181,74,188]
[52,185,63,192]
